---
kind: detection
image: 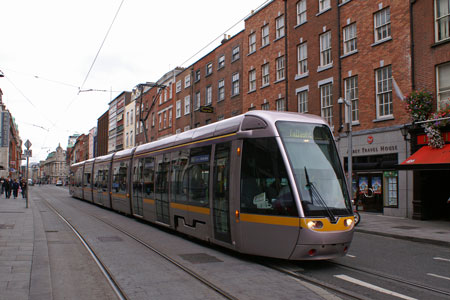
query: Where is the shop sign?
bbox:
[367,136,374,144]
[0,112,10,147]
[352,144,398,155]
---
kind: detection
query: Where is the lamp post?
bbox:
[338,97,353,200]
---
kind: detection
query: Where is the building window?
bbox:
[130,130,133,145]
[176,80,182,93]
[217,115,225,121]
[262,63,270,87]
[383,171,398,207]
[297,0,307,25]
[262,24,270,47]
[297,43,308,75]
[261,102,270,110]
[195,69,201,82]
[320,83,333,125]
[249,69,256,92]
[169,110,172,128]
[297,90,308,113]
[206,85,212,105]
[218,55,225,69]
[276,56,285,81]
[436,0,450,42]
[163,111,167,128]
[343,23,357,54]
[194,91,201,111]
[376,65,393,118]
[218,79,225,101]
[176,100,181,118]
[276,15,285,39]
[184,125,190,132]
[232,46,240,61]
[319,0,330,12]
[152,112,155,127]
[126,133,129,147]
[159,114,162,129]
[249,33,256,54]
[374,7,391,42]
[184,96,190,115]
[206,62,213,76]
[126,112,129,126]
[184,74,191,88]
[437,62,450,110]
[320,31,332,66]
[232,73,240,96]
[276,98,286,111]
[345,76,359,122]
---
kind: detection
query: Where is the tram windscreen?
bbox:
[277,121,352,217]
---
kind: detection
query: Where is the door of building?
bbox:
[356,173,383,212]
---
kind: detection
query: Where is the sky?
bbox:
[0,0,268,164]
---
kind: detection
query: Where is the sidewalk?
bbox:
[355,212,450,247]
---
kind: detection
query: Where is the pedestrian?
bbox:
[20,179,27,198]
[0,177,4,196]
[4,177,11,198]
[12,179,19,199]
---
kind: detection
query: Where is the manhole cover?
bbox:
[0,224,15,229]
[179,253,223,264]
[392,226,419,230]
[97,236,123,242]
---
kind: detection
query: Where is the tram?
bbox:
[70,111,355,260]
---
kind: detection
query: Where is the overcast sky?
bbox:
[0,0,267,163]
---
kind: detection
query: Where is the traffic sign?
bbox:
[25,139,32,149]
[23,149,32,157]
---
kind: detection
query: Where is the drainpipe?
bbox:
[337,0,343,130]
[284,0,289,111]
[410,0,416,90]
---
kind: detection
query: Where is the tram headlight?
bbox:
[307,220,323,230]
[344,218,353,227]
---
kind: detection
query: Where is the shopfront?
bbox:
[338,127,412,217]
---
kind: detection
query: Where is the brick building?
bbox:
[96,110,109,157]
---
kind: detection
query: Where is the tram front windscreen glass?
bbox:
[277,121,352,217]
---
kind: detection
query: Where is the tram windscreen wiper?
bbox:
[304,167,337,223]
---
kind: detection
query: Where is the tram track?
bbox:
[42,196,239,300]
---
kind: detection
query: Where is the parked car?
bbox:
[56,180,63,186]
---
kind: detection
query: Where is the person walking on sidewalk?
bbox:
[20,179,27,198]
[4,177,11,198]
[12,179,19,199]
[0,177,4,196]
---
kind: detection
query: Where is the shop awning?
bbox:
[397,144,450,170]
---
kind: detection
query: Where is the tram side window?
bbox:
[94,168,100,189]
[112,161,128,194]
[171,150,189,203]
[183,146,210,206]
[83,171,91,187]
[102,167,109,191]
[143,157,155,199]
[240,138,298,216]
[76,169,83,187]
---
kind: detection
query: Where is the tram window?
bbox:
[102,167,109,191]
[112,161,128,194]
[240,138,297,216]
[183,146,210,206]
[94,168,99,188]
[84,172,91,187]
[171,150,189,203]
[143,157,155,199]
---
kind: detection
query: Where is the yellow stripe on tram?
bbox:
[143,198,155,205]
[170,203,210,215]
[239,213,300,227]
[299,217,354,232]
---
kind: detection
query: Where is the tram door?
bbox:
[155,154,170,225]
[212,143,231,243]
[132,158,144,217]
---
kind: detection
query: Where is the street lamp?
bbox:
[338,97,353,200]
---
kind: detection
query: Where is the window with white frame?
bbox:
[206,85,212,105]
[262,24,270,47]
[297,43,308,75]
[206,62,213,76]
[164,88,168,102]
[218,79,225,101]
[195,69,201,82]
[276,56,285,81]
[297,90,308,113]
[232,73,239,96]
[276,98,286,111]
[437,62,450,110]
[249,69,256,92]
[374,7,391,42]
[436,0,450,42]
[194,91,201,111]
[232,46,240,61]
[319,0,330,12]
[126,112,129,126]
[184,95,190,115]
[262,63,270,86]
[297,0,307,25]
[130,109,133,125]
[126,133,129,147]
[320,31,332,66]
[261,102,270,110]
[320,83,333,125]
[344,75,359,122]
[159,113,162,129]
[276,15,285,39]
[176,100,181,118]
[343,23,357,54]
[151,112,155,127]
[169,84,173,99]
[176,80,182,93]
[184,74,191,88]
[163,111,167,128]
[218,55,225,69]
[249,33,256,53]
[130,130,133,145]
[169,109,172,127]
[376,65,393,118]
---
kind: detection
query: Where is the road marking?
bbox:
[433,257,450,263]
[346,254,356,258]
[427,273,450,281]
[334,274,418,300]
